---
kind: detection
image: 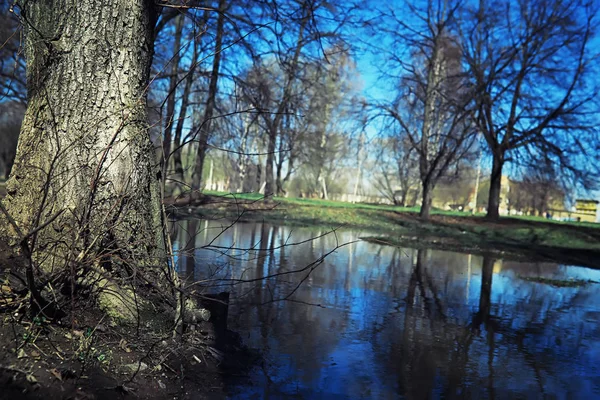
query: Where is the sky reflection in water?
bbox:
[172,220,600,399]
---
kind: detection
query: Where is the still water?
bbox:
[172,219,600,399]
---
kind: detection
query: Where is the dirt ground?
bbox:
[0,306,256,400]
[0,239,257,400]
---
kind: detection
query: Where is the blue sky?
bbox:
[344,0,600,201]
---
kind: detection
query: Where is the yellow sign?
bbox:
[576,200,598,214]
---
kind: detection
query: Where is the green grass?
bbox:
[205,191,597,228]
[203,190,484,216]
[507,214,600,228]
[194,191,600,260]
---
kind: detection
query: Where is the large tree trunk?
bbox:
[191,0,226,198]
[486,152,505,220]
[1,0,164,321]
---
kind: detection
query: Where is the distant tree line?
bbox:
[1,0,598,222]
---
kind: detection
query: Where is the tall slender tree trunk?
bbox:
[274,116,286,196]
[161,14,184,171]
[275,155,284,196]
[237,127,250,192]
[172,60,194,185]
[262,2,309,200]
[173,11,207,186]
[419,179,433,219]
[320,177,329,200]
[263,129,277,196]
[316,128,328,199]
[486,152,505,220]
[399,189,408,207]
[472,151,482,214]
[416,32,447,221]
[1,0,164,320]
[352,132,365,203]
[255,152,262,192]
[191,0,226,198]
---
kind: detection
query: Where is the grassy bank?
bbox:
[174,191,600,268]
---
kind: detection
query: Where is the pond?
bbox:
[171,219,600,399]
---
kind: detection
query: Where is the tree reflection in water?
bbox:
[171,220,600,399]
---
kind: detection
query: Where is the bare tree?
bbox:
[160,13,185,171]
[508,163,566,216]
[190,0,228,199]
[372,135,421,206]
[258,0,310,198]
[234,0,354,198]
[460,0,600,220]
[171,18,204,186]
[375,0,476,219]
[238,50,353,198]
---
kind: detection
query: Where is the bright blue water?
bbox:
[172,219,600,399]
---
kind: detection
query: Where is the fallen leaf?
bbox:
[17,348,27,359]
[49,368,62,381]
[119,339,131,352]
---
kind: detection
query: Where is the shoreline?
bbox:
[167,193,600,269]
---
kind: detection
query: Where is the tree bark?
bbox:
[486,152,505,220]
[1,0,164,320]
[191,0,226,198]
[275,153,284,196]
[419,182,433,219]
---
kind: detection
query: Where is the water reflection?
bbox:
[172,220,600,399]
